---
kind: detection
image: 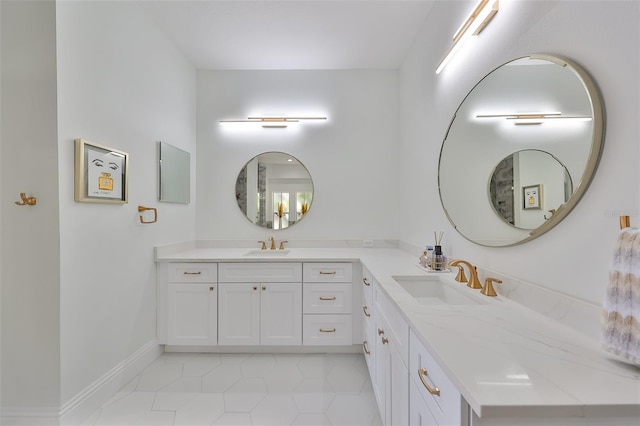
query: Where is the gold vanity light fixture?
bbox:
[436,0,499,74]
[219,116,327,129]
[475,112,593,125]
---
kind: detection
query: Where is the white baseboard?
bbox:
[1,407,60,426]
[58,339,162,426]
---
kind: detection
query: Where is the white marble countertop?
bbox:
[156,246,640,420]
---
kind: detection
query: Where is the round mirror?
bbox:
[235,151,313,229]
[489,150,573,230]
[439,54,604,247]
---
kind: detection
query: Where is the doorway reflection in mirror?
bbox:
[236,152,313,230]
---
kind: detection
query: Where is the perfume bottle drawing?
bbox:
[99,172,113,191]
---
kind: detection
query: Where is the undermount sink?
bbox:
[393,276,483,306]
[243,249,290,256]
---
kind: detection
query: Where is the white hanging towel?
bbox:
[602,227,640,364]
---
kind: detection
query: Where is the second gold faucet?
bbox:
[260,236,287,250]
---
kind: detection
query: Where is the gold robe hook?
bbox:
[15,193,36,206]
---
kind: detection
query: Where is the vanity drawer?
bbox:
[168,263,217,283]
[303,314,352,345]
[303,262,353,283]
[219,262,302,282]
[303,283,352,314]
[409,329,463,426]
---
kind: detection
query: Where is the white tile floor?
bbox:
[82,352,382,426]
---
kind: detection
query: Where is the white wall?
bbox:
[1,0,61,414]
[399,0,640,304]
[196,70,400,241]
[55,0,196,405]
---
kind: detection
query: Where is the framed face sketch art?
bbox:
[74,138,129,204]
[522,184,542,210]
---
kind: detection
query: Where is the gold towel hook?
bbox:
[620,215,631,229]
[138,206,157,224]
[15,193,37,206]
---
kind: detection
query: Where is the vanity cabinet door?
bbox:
[409,379,438,426]
[167,283,217,345]
[375,304,409,426]
[260,282,302,345]
[218,282,302,346]
[218,283,261,345]
[409,330,465,426]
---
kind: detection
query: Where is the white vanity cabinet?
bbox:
[302,262,353,345]
[361,266,376,382]
[373,279,410,426]
[162,263,218,345]
[409,329,467,426]
[218,262,303,346]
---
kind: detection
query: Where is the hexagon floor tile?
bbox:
[83,352,382,426]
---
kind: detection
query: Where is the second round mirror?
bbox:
[489,150,572,230]
[235,152,313,230]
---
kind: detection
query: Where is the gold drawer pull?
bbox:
[183,271,202,275]
[319,296,337,301]
[378,328,384,336]
[363,340,371,355]
[381,336,389,345]
[319,328,336,333]
[209,287,215,291]
[362,277,371,287]
[319,271,337,275]
[418,368,441,396]
[363,306,371,317]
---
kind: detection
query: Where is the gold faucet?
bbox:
[258,240,267,250]
[481,277,503,297]
[450,263,468,283]
[268,236,276,250]
[279,240,288,250]
[448,259,482,289]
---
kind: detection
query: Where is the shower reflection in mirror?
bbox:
[236,152,313,229]
[489,150,572,230]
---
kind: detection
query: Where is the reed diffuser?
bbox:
[432,231,445,271]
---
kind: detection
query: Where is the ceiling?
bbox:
[139,0,435,70]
